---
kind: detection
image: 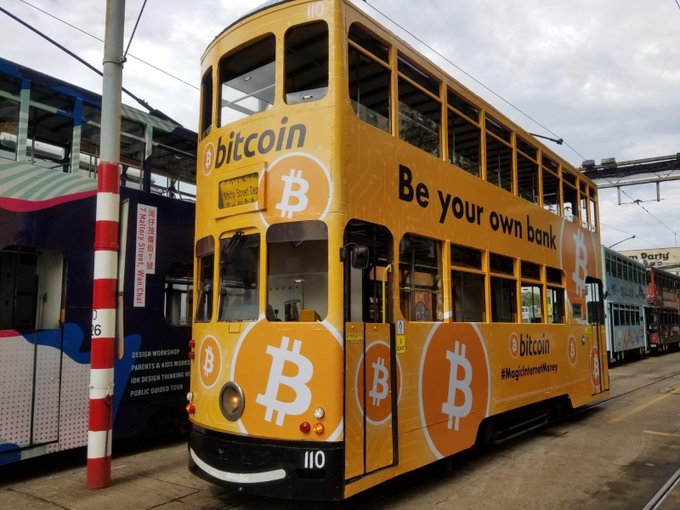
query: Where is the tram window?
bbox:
[399,234,442,321]
[267,221,328,322]
[546,286,565,324]
[195,236,214,323]
[517,139,538,204]
[542,166,560,215]
[586,279,604,325]
[485,117,512,192]
[1,249,64,330]
[521,284,543,323]
[589,192,598,232]
[219,34,275,124]
[165,263,193,326]
[217,232,259,322]
[491,276,516,322]
[490,253,514,276]
[0,98,19,159]
[200,68,213,138]
[451,244,482,270]
[348,41,390,133]
[349,24,389,62]
[447,107,480,176]
[452,270,485,322]
[398,55,441,156]
[546,266,563,285]
[579,182,589,229]
[285,21,328,105]
[521,261,541,280]
[563,180,578,223]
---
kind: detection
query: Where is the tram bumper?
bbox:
[188,425,344,500]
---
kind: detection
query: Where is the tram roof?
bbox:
[0,57,197,185]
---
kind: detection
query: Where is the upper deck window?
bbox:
[348,24,391,133]
[285,21,328,105]
[200,68,213,138]
[398,55,441,157]
[447,89,480,176]
[485,116,513,192]
[516,137,538,204]
[219,35,275,125]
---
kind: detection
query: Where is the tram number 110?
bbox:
[303,450,326,470]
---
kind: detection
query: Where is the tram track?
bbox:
[584,368,680,411]
[643,468,680,510]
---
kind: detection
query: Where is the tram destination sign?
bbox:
[218,172,260,210]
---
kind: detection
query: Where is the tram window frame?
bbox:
[164,262,193,326]
[542,157,561,216]
[485,116,513,193]
[521,261,543,323]
[517,138,539,204]
[451,244,485,322]
[399,234,442,322]
[219,34,276,125]
[579,182,589,229]
[545,266,565,324]
[194,236,214,323]
[267,220,329,322]
[200,67,213,138]
[447,89,481,176]
[0,97,20,160]
[398,54,441,157]
[348,25,391,133]
[217,231,260,322]
[589,191,598,232]
[285,21,329,105]
[490,253,517,323]
[562,174,578,224]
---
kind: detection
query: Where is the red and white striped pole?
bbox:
[88,0,125,489]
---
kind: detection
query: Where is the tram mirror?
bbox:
[351,245,369,270]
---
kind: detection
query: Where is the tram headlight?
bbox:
[219,381,245,421]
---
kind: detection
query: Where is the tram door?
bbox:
[586,278,609,394]
[343,222,397,480]
[0,249,64,447]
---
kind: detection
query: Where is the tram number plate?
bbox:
[303,450,326,469]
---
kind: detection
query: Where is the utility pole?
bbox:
[88,0,125,489]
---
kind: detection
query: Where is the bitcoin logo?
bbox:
[256,336,313,426]
[261,152,331,226]
[232,320,343,439]
[509,332,520,359]
[202,142,215,176]
[420,323,489,458]
[590,346,601,390]
[568,336,577,365]
[275,169,309,218]
[441,341,473,431]
[572,229,588,298]
[356,339,401,425]
[199,335,221,388]
[369,357,389,407]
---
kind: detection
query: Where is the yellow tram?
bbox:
[187,0,609,499]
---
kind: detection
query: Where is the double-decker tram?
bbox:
[187,0,609,500]
[0,57,196,465]
[646,266,680,352]
[602,247,648,361]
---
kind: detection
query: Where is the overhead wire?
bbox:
[0,5,181,124]
[16,0,198,91]
[123,0,148,60]
[618,188,679,245]
[361,1,588,162]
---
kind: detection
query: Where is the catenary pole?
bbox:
[87,0,125,489]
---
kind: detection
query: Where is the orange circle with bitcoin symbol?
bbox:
[201,141,215,176]
[509,332,520,359]
[355,340,402,425]
[419,323,489,459]
[259,152,331,227]
[231,320,343,440]
[568,335,578,366]
[198,335,221,389]
[590,346,602,390]
[560,220,600,308]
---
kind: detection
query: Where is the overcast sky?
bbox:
[2,0,680,254]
